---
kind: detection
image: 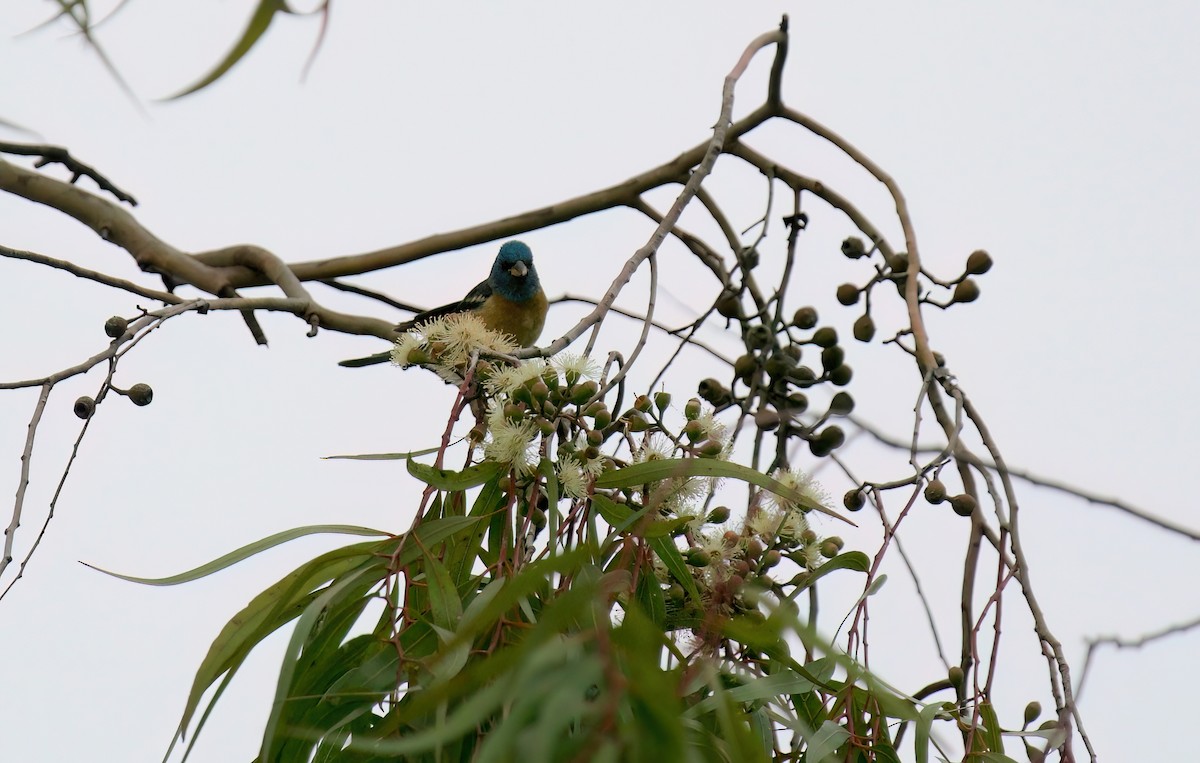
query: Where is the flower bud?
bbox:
[707,506,730,524]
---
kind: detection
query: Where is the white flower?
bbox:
[391,333,427,367]
[422,313,518,368]
[552,352,600,385]
[557,454,589,499]
[483,401,539,476]
[485,358,548,396]
[766,468,829,513]
[745,506,783,539]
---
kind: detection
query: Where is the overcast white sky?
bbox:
[2,3,1198,761]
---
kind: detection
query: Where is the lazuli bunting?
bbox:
[340,240,547,367]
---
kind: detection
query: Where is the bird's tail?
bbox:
[338,351,392,368]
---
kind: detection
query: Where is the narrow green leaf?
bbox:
[166,0,286,99]
[408,459,504,491]
[977,701,1004,753]
[685,671,817,718]
[260,565,378,762]
[786,551,871,597]
[594,457,855,525]
[421,549,464,631]
[914,702,943,763]
[650,536,700,601]
[324,445,441,461]
[82,524,388,585]
[805,720,850,762]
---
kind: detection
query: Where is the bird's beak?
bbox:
[508,260,529,278]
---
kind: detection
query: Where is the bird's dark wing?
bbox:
[341,278,494,368]
[396,278,492,330]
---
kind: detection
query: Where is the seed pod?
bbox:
[828,364,853,386]
[696,439,725,458]
[764,351,795,380]
[828,391,855,416]
[745,324,773,350]
[73,396,96,420]
[733,353,757,382]
[625,412,650,433]
[634,394,652,413]
[812,327,838,348]
[684,398,702,421]
[104,315,128,339]
[820,540,840,559]
[836,283,860,306]
[792,306,819,330]
[128,383,154,407]
[841,236,867,259]
[843,489,865,512]
[853,314,876,343]
[716,291,742,319]
[966,249,993,275]
[697,378,731,407]
[820,346,845,373]
[818,425,845,450]
[754,408,780,431]
[948,666,965,686]
[924,479,947,504]
[530,379,550,405]
[950,493,977,517]
[685,549,711,567]
[809,438,832,457]
[784,392,808,412]
[953,279,981,304]
[787,365,816,386]
[886,251,909,275]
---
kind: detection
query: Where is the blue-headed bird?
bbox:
[339,240,547,367]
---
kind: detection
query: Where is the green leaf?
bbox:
[977,701,1004,753]
[650,536,701,602]
[166,0,288,99]
[685,670,817,718]
[594,457,856,525]
[914,701,943,763]
[324,445,441,461]
[81,524,388,585]
[786,551,871,596]
[178,541,384,740]
[408,459,504,491]
[261,564,381,762]
[805,720,850,763]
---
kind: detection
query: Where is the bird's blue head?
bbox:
[490,240,541,302]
